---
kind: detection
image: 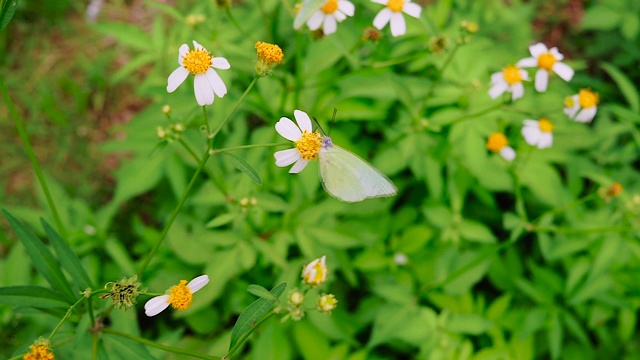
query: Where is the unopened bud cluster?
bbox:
[157,123,185,142]
[284,256,338,322]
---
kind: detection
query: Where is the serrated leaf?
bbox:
[0,286,71,308]
[3,210,75,301]
[247,284,278,301]
[601,62,640,112]
[0,0,18,31]
[41,219,93,292]
[222,152,262,185]
[229,283,286,351]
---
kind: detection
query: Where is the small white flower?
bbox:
[371,0,422,37]
[274,110,322,173]
[302,256,328,286]
[489,65,529,101]
[393,252,408,266]
[564,89,599,123]
[144,275,209,317]
[517,42,574,92]
[486,132,516,161]
[522,118,554,149]
[305,0,355,35]
[167,41,230,106]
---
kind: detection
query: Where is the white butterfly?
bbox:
[274,110,397,203]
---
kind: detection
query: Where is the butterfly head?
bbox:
[321,136,334,149]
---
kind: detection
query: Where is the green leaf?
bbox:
[103,333,155,360]
[0,0,18,31]
[41,218,93,291]
[228,282,287,351]
[0,286,71,309]
[581,5,622,31]
[458,219,497,243]
[205,212,238,228]
[548,309,563,360]
[601,62,640,112]
[3,210,75,301]
[447,313,494,335]
[222,152,262,185]
[247,284,278,301]
[91,22,153,51]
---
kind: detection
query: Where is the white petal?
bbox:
[489,81,508,99]
[187,275,209,293]
[552,62,574,81]
[338,1,355,16]
[323,15,338,35]
[500,146,516,161]
[529,43,548,58]
[167,67,189,93]
[549,47,564,61]
[333,11,347,22]
[276,117,302,141]
[293,110,313,133]
[192,40,205,50]
[538,133,553,149]
[307,11,324,30]
[289,158,309,173]
[402,2,422,18]
[178,44,189,65]
[194,74,214,106]
[564,104,579,119]
[212,57,231,70]
[519,69,530,81]
[575,107,597,123]
[511,83,524,100]
[389,12,406,37]
[535,69,549,92]
[205,69,227,98]
[275,148,301,167]
[522,126,540,145]
[373,8,392,30]
[145,295,170,317]
[523,119,539,128]
[490,72,504,84]
[370,0,387,4]
[516,57,537,68]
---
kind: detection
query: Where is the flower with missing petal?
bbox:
[564,89,599,123]
[489,65,529,101]
[486,132,515,161]
[522,118,554,149]
[302,256,328,286]
[371,0,422,37]
[167,41,230,106]
[517,43,574,92]
[274,110,323,173]
[306,0,355,35]
[144,275,209,316]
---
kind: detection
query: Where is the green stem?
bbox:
[102,328,221,360]
[179,138,201,162]
[48,296,85,341]
[0,75,67,239]
[422,42,460,104]
[225,310,276,359]
[138,151,211,277]
[434,102,505,129]
[210,142,289,155]
[511,169,529,223]
[210,76,259,141]
[531,193,597,224]
[532,226,630,234]
[370,53,424,68]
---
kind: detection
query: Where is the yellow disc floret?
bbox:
[578,89,599,108]
[182,49,213,75]
[255,42,284,65]
[538,118,553,133]
[295,131,322,160]
[537,52,557,71]
[24,344,54,360]
[321,0,338,14]
[387,0,404,12]
[502,65,522,85]
[168,280,193,310]
[486,132,508,152]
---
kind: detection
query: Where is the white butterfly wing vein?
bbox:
[319,146,397,202]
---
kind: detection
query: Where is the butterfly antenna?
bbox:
[312,116,327,135]
[329,108,338,136]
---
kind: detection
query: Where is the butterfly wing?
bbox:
[293,0,324,29]
[319,145,397,202]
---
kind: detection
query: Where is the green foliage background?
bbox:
[1,0,640,359]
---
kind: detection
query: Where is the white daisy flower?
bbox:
[144,275,209,317]
[302,256,328,286]
[522,118,554,149]
[274,109,322,174]
[564,88,599,123]
[306,0,355,35]
[486,132,516,161]
[371,0,422,37]
[167,41,230,106]
[516,42,574,92]
[489,65,529,101]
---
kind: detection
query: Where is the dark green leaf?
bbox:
[222,152,262,185]
[601,62,640,112]
[0,286,71,309]
[0,0,18,32]
[247,284,278,301]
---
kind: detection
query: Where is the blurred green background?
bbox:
[1,0,640,359]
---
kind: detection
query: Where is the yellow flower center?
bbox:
[563,96,575,108]
[168,280,193,310]
[486,132,508,152]
[321,0,338,14]
[537,52,557,71]
[318,294,338,312]
[182,49,213,75]
[578,89,599,108]
[295,131,322,160]
[606,182,623,197]
[255,41,284,64]
[24,345,54,360]
[502,65,522,85]
[538,118,553,133]
[387,0,404,12]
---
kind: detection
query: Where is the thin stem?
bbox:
[532,226,630,234]
[210,142,289,155]
[0,75,67,239]
[432,102,505,129]
[422,42,460,103]
[48,296,85,341]
[102,328,221,360]
[225,310,276,359]
[179,138,201,162]
[511,169,529,223]
[138,151,211,277]
[210,76,259,141]
[370,53,424,68]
